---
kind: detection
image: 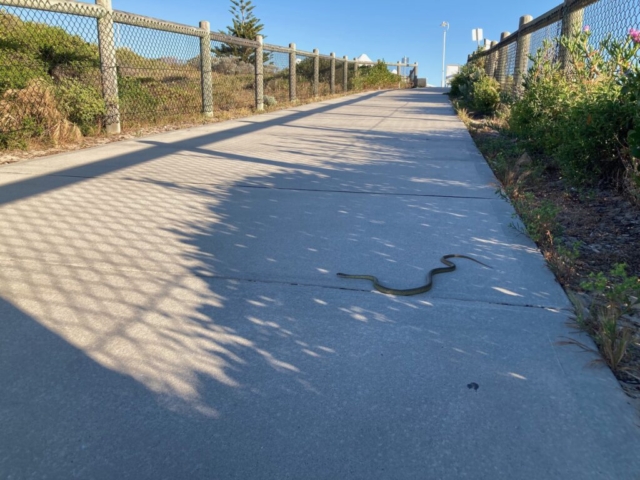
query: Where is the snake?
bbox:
[336,254,492,296]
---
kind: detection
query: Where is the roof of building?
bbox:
[356,53,373,63]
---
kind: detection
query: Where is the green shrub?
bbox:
[117,76,160,121]
[554,81,633,184]
[55,78,105,135]
[449,63,484,100]
[0,50,47,91]
[296,56,333,83]
[510,32,640,186]
[509,42,568,155]
[351,60,402,91]
[510,76,569,155]
[470,75,500,115]
[0,12,101,146]
[0,12,99,85]
[511,193,561,246]
[449,63,500,115]
[467,46,487,71]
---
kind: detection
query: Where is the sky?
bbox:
[109,0,561,85]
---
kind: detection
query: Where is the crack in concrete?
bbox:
[194,270,570,311]
[0,171,497,200]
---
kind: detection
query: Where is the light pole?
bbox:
[440,21,449,87]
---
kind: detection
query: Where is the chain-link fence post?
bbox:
[397,61,401,78]
[199,21,213,117]
[289,43,296,102]
[354,57,359,77]
[330,52,336,94]
[486,41,498,77]
[496,32,510,86]
[560,0,585,71]
[514,15,533,93]
[255,34,264,111]
[413,63,419,87]
[96,0,121,134]
[313,48,319,97]
[343,56,348,92]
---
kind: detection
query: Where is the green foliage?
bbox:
[351,60,401,91]
[511,193,561,245]
[468,47,487,70]
[116,47,154,70]
[554,81,633,183]
[564,291,634,373]
[449,63,482,98]
[214,0,264,63]
[572,263,640,372]
[0,50,47,91]
[0,12,99,92]
[509,32,640,187]
[509,41,567,154]
[449,63,500,115]
[117,76,161,121]
[0,12,103,146]
[630,128,640,158]
[470,75,500,115]
[55,78,105,135]
[582,263,640,313]
[628,127,640,197]
[556,241,581,264]
[547,240,581,283]
[296,57,333,83]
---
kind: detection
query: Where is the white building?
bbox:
[446,64,461,86]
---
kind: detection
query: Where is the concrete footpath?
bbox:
[1,89,639,479]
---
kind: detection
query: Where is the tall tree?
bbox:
[214,0,264,63]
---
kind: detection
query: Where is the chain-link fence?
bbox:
[262,48,290,105]
[470,0,640,93]
[347,62,361,90]
[583,0,640,46]
[335,60,345,94]
[0,4,103,147]
[295,51,315,102]
[0,0,416,150]
[527,20,562,69]
[493,41,517,91]
[115,23,202,126]
[210,37,255,115]
[318,56,332,96]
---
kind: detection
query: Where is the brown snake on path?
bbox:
[336,254,492,296]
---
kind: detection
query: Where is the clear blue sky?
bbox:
[111,0,560,84]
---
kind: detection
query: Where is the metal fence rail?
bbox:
[0,0,418,144]
[470,0,640,91]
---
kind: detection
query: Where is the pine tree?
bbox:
[214,0,264,63]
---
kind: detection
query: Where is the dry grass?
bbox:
[1,79,82,148]
[1,57,412,157]
[545,244,579,286]
[561,292,636,374]
[0,86,393,164]
[502,153,534,199]
[461,113,579,285]
[213,73,256,111]
[455,106,472,124]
